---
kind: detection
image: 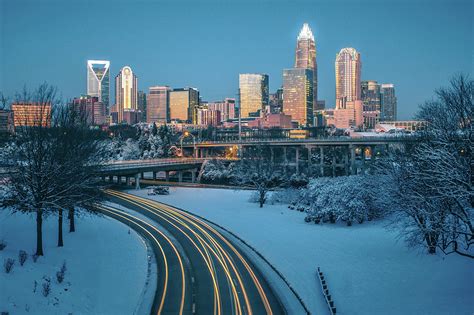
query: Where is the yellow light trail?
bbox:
[106,190,274,315]
[97,204,186,315]
[106,190,246,314]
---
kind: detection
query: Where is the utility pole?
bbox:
[237,88,242,157]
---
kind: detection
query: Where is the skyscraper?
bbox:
[207,98,236,121]
[87,60,110,108]
[169,88,199,123]
[380,84,397,121]
[71,95,106,126]
[361,80,381,129]
[335,48,361,104]
[138,90,147,122]
[295,23,318,110]
[282,68,314,126]
[115,66,138,124]
[147,86,170,124]
[239,74,269,118]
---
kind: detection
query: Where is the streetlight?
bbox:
[180,131,196,158]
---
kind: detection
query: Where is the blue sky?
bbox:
[1,0,472,119]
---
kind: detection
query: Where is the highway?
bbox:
[101,190,285,315]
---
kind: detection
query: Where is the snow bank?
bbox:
[0,210,149,314]
[131,187,474,315]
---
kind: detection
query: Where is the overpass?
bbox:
[98,157,234,189]
[180,135,416,176]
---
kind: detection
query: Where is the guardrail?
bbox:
[317,267,336,314]
[100,157,237,172]
[181,134,418,145]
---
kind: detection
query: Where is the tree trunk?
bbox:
[58,208,64,247]
[68,207,75,232]
[36,208,44,256]
[259,190,265,208]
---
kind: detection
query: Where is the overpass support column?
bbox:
[283,147,288,163]
[101,176,106,182]
[307,147,312,176]
[350,145,356,175]
[295,147,300,175]
[117,176,122,185]
[361,147,366,175]
[109,175,113,182]
[165,171,170,182]
[332,154,336,177]
[191,169,197,183]
[141,172,144,179]
[344,146,349,175]
[270,148,274,163]
[153,171,157,180]
[135,173,140,190]
[319,147,324,176]
[126,176,131,186]
[178,171,183,183]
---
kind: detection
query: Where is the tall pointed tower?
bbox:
[295,23,318,110]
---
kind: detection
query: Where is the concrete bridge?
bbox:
[98,158,234,189]
[181,135,416,176]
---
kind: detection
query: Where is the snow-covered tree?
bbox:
[379,74,473,258]
[232,145,284,207]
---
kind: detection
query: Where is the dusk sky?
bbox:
[1,0,472,119]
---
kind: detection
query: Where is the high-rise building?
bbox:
[0,110,14,134]
[207,98,236,121]
[380,84,397,121]
[138,90,147,122]
[197,108,222,126]
[282,68,314,126]
[295,23,318,111]
[87,60,110,108]
[269,88,283,114]
[239,74,269,118]
[335,48,361,105]
[147,86,171,124]
[71,95,106,126]
[361,80,381,129]
[115,66,138,124]
[11,103,52,127]
[169,88,199,123]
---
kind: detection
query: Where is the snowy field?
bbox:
[0,210,150,315]
[131,187,474,315]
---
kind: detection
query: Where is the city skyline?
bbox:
[1,0,472,120]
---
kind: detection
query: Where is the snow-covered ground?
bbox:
[0,210,150,315]
[131,187,474,315]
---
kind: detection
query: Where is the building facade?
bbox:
[12,103,52,127]
[147,86,171,124]
[115,66,138,124]
[169,88,199,123]
[72,95,106,126]
[335,48,361,105]
[361,80,381,129]
[282,68,314,126]
[239,74,269,118]
[138,90,147,122]
[87,60,110,108]
[380,84,397,121]
[333,100,363,129]
[295,23,318,112]
[269,88,283,114]
[0,110,14,134]
[247,113,293,129]
[197,108,222,126]
[207,98,236,121]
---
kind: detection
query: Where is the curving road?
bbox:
[99,190,285,315]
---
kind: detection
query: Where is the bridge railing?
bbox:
[181,134,418,145]
[100,157,234,171]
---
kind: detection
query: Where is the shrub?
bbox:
[42,276,51,297]
[56,261,67,283]
[0,240,6,251]
[4,258,15,273]
[32,254,39,263]
[19,250,28,266]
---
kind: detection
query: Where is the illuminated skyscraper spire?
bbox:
[294,23,318,112]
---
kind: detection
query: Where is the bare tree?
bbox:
[233,145,283,207]
[1,84,104,254]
